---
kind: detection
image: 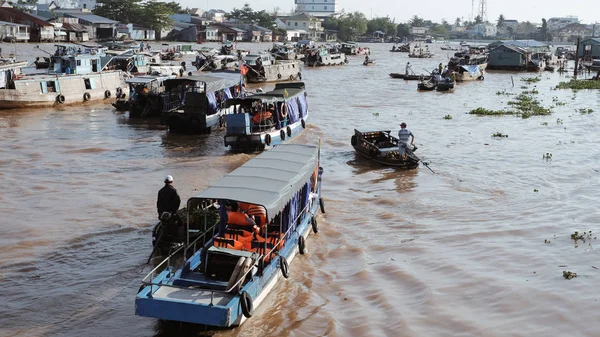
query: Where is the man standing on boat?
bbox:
[398,122,414,155]
[405,62,412,75]
[157,175,181,223]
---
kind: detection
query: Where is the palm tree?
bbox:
[455,17,461,27]
[497,14,505,27]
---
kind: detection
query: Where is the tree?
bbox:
[227,4,276,28]
[539,18,551,41]
[474,15,482,24]
[409,15,424,27]
[367,16,397,37]
[326,12,367,41]
[397,23,410,37]
[455,17,461,27]
[140,0,173,31]
[164,1,187,14]
[497,14,505,27]
[93,0,142,23]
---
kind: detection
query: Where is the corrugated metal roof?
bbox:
[63,22,88,32]
[65,13,117,24]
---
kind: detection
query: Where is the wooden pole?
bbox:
[574,37,580,79]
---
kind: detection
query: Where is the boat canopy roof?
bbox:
[189,144,318,220]
[163,72,241,92]
[126,75,174,84]
[227,83,305,106]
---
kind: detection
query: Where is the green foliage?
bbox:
[521,76,541,84]
[497,14,505,27]
[93,0,142,24]
[443,114,452,119]
[474,15,482,24]
[325,12,367,41]
[556,80,600,90]
[469,107,513,116]
[142,0,173,31]
[367,16,397,36]
[396,23,410,37]
[227,3,276,28]
[578,108,594,114]
[409,15,424,27]
[163,1,188,14]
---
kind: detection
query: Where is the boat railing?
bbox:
[139,192,319,300]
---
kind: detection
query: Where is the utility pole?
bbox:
[574,37,580,79]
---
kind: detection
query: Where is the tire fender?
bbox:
[311,217,319,233]
[298,235,306,255]
[280,129,286,140]
[83,92,91,101]
[279,256,289,278]
[265,134,272,146]
[240,291,254,318]
[104,90,111,98]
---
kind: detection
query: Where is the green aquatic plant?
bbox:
[443,114,453,119]
[496,90,514,96]
[521,76,541,84]
[491,132,508,138]
[556,80,600,90]
[578,108,594,114]
[468,107,514,115]
[563,270,577,279]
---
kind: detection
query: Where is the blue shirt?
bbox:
[398,128,413,144]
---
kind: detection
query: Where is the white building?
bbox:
[279,13,324,40]
[294,0,339,17]
[473,23,497,37]
[547,16,579,31]
[77,0,97,10]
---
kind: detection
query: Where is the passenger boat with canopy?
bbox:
[224,82,309,152]
[351,129,420,169]
[135,144,325,327]
[159,72,243,132]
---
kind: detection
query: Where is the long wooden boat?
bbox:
[136,144,325,327]
[389,73,431,80]
[242,53,302,83]
[224,82,309,152]
[456,65,484,81]
[117,74,175,116]
[363,60,376,66]
[162,72,243,133]
[0,45,128,109]
[351,130,419,169]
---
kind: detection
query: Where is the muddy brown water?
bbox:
[1,41,600,337]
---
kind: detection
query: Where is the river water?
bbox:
[1,41,599,337]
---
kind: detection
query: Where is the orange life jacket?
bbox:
[227,211,254,226]
[251,111,272,124]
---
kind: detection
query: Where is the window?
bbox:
[324,6,327,9]
[287,21,291,26]
[84,78,91,90]
[41,81,57,93]
[76,60,81,66]
[83,3,86,8]
[303,22,306,26]
[295,22,298,26]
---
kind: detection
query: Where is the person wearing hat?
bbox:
[157,175,181,221]
[398,122,414,155]
[405,62,412,75]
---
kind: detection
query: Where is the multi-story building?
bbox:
[547,16,579,31]
[294,0,339,17]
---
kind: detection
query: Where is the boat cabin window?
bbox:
[84,78,95,90]
[40,81,57,93]
[76,60,82,66]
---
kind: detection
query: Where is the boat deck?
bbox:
[152,284,234,306]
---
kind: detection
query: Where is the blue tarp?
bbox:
[298,93,308,119]
[286,97,300,124]
[460,65,481,76]
[206,91,217,114]
[224,87,233,99]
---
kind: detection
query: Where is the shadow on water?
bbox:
[153,320,226,337]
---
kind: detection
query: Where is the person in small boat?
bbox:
[365,55,370,63]
[392,45,396,51]
[398,122,414,155]
[157,175,182,225]
[438,63,443,74]
[405,62,412,75]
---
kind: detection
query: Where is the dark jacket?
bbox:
[157,184,181,216]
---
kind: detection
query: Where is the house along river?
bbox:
[1,42,599,337]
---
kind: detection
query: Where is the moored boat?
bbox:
[0,45,128,109]
[351,130,420,169]
[242,53,302,83]
[363,60,376,66]
[389,73,431,80]
[135,143,324,327]
[304,47,347,67]
[119,74,176,117]
[224,82,308,152]
[162,71,243,133]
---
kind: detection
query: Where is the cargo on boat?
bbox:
[304,47,347,67]
[224,82,309,152]
[135,144,325,327]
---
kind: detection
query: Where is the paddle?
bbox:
[422,161,436,174]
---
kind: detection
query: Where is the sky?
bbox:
[188,0,599,24]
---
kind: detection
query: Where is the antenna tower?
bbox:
[470,0,474,22]
[478,0,487,22]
